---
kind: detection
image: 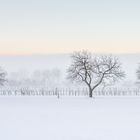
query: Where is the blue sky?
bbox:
[0,0,140,54]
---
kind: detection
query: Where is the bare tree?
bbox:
[67,51,125,98]
[0,67,6,86]
[136,64,140,81]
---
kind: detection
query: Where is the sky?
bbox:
[0,0,140,55]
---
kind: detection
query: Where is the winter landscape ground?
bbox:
[0,96,140,140]
[0,54,140,140]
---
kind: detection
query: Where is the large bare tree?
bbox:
[67,51,125,98]
[0,67,6,86]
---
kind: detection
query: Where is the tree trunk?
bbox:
[89,87,93,98]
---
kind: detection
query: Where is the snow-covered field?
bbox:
[0,97,140,140]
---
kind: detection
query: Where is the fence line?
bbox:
[0,87,140,97]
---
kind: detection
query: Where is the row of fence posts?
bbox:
[54,88,140,98]
[0,88,140,97]
[54,88,89,98]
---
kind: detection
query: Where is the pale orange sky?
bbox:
[0,0,140,55]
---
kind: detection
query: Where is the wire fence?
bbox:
[0,87,140,97]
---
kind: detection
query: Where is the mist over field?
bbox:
[0,53,139,88]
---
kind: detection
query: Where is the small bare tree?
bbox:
[67,51,125,98]
[0,67,6,86]
[136,64,140,81]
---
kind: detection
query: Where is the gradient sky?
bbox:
[0,0,140,55]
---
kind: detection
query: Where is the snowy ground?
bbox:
[0,97,140,140]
